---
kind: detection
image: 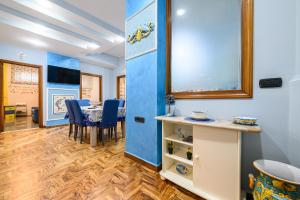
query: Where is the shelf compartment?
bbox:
[164,134,193,147]
[160,163,213,200]
[162,163,193,182]
[165,150,193,166]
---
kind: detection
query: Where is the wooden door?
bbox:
[80,73,102,103]
[193,126,241,200]
[117,75,126,99]
[0,60,43,132]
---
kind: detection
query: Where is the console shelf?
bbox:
[165,150,193,166]
[156,116,261,200]
[164,135,193,147]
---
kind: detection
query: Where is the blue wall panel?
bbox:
[156,0,167,163]
[125,0,166,166]
[126,51,159,165]
[46,52,80,126]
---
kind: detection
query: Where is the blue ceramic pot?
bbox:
[250,160,300,200]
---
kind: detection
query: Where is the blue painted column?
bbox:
[125,0,166,167]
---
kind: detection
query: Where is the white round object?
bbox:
[190,111,207,119]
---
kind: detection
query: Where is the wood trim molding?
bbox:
[116,75,126,99]
[124,152,162,172]
[0,62,4,132]
[0,59,43,132]
[38,66,43,128]
[80,72,103,102]
[166,0,254,99]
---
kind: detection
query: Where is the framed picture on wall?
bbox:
[125,0,157,60]
[52,95,75,114]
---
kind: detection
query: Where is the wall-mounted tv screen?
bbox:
[48,65,80,85]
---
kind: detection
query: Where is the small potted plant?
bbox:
[186,148,192,160]
[167,141,174,154]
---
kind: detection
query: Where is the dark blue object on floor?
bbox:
[31,107,39,123]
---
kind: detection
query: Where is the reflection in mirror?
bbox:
[171,0,242,93]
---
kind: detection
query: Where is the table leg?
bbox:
[90,126,97,147]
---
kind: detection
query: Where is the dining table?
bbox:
[81,106,126,147]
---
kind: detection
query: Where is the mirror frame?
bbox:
[166,0,254,99]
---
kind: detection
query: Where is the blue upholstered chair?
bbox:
[65,100,76,140]
[98,99,119,145]
[78,99,91,107]
[117,99,126,138]
[70,100,88,143]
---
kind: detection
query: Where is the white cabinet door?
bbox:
[193,126,241,200]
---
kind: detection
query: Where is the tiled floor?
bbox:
[0,126,203,200]
[4,116,39,132]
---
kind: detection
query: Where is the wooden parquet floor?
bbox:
[0,127,203,200]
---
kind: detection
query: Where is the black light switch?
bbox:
[135,116,145,123]
[259,78,282,88]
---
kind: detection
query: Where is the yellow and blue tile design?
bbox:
[253,173,300,200]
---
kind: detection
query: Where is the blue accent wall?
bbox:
[125,0,166,166]
[46,52,80,126]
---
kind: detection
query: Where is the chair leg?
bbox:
[114,126,118,143]
[121,121,125,138]
[74,125,78,141]
[80,126,84,144]
[101,128,104,146]
[85,126,88,139]
[69,124,73,137]
[109,128,112,139]
[98,128,102,143]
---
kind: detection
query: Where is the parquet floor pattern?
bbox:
[0,127,203,200]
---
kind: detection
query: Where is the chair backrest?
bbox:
[78,99,91,106]
[101,99,119,127]
[65,100,75,123]
[118,99,125,107]
[70,100,85,125]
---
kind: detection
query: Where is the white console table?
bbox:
[155,116,261,200]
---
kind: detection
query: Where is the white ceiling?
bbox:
[0,0,125,68]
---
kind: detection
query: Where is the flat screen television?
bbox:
[47,65,80,85]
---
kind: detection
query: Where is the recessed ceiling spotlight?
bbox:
[86,43,100,50]
[32,23,48,33]
[115,36,125,43]
[36,0,53,8]
[176,9,186,16]
[25,38,47,47]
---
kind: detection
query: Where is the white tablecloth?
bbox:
[80,106,126,148]
[81,106,125,123]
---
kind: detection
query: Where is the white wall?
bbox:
[288,0,300,168]
[297,0,300,74]
[0,42,48,124]
[172,0,298,190]
[80,62,114,101]
[112,59,126,98]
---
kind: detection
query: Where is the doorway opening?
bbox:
[0,60,43,132]
[117,75,126,99]
[80,73,102,105]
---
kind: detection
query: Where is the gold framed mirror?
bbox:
[166,0,253,99]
